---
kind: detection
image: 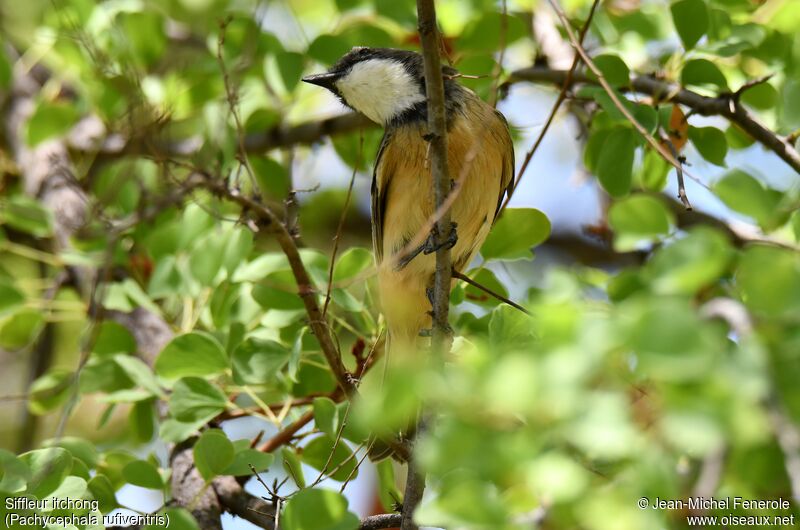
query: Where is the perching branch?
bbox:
[417,0,454,349]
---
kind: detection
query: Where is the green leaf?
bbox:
[223,227,254,274]
[645,227,733,294]
[587,54,630,86]
[282,447,306,488]
[596,127,637,198]
[29,369,73,414]
[1,195,54,237]
[671,0,709,49]
[791,210,800,242]
[194,429,235,481]
[122,460,164,489]
[375,459,401,512]
[681,59,728,91]
[622,297,718,381]
[189,231,228,286]
[129,399,156,444]
[113,354,164,398]
[43,436,98,468]
[0,280,25,317]
[155,332,228,379]
[736,245,800,318]
[481,208,551,261]
[307,34,351,65]
[252,271,305,310]
[232,337,290,385]
[282,488,359,530]
[488,305,535,349]
[169,377,228,423]
[459,12,526,52]
[25,100,81,146]
[159,418,207,444]
[19,447,72,498]
[331,287,364,312]
[725,124,755,149]
[374,0,416,24]
[144,507,200,530]
[43,475,88,507]
[96,450,136,490]
[608,195,673,251]
[689,126,728,166]
[526,453,590,502]
[0,47,10,90]
[120,11,166,66]
[0,309,43,350]
[462,268,509,308]
[250,156,290,199]
[638,148,670,191]
[740,81,778,110]
[87,474,118,513]
[0,449,31,493]
[782,79,800,128]
[92,321,137,357]
[276,51,305,91]
[313,397,340,438]
[332,130,379,170]
[233,253,290,282]
[223,448,274,476]
[332,247,373,282]
[713,169,780,228]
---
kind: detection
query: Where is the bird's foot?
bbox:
[423,222,458,255]
[394,222,458,271]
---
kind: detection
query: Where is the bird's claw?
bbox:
[394,223,458,271]
[423,222,458,255]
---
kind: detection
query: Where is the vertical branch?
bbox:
[416,0,453,351]
[400,455,427,530]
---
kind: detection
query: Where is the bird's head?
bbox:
[303,47,454,126]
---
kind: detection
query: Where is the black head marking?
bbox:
[302,47,465,127]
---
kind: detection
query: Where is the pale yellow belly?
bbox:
[375,113,509,351]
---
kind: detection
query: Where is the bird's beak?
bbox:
[302,72,340,91]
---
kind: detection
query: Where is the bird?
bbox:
[303,47,514,355]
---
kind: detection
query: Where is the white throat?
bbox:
[335,59,425,125]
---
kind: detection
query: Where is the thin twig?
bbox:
[258,410,315,453]
[488,0,509,108]
[452,270,530,315]
[323,134,363,317]
[201,176,356,397]
[662,135,692,210]
[501,0,601,212]
[546,0,696,196]
[216,16,257,189]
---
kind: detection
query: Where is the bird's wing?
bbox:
[493,109,516,222]
[371,129,393,264]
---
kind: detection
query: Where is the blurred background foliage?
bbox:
[1,0,800,529]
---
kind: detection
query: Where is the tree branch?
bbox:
[78,65,800,178]
[214,476,278,530]
[359,514,404,530]
[200,176,357,397]
[417,0,454,352]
